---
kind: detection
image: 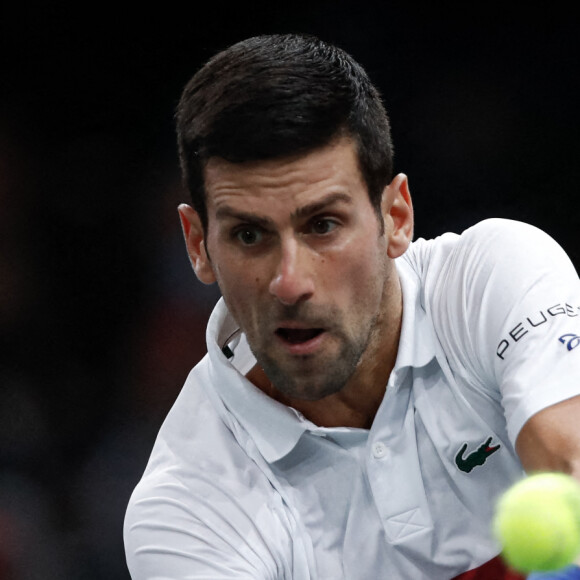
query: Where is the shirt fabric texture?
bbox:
[124,218,580,579]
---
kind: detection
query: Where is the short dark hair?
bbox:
[176,33,394,230]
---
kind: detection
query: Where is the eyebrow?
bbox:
[214,192,353,226]
[292,192,352,220]
[214,206,275,228]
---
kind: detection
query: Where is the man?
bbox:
[124,34,580,579]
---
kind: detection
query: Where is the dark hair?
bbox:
[176,33,394,230]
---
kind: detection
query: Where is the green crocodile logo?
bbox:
[455,437,501,473]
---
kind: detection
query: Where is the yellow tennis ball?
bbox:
[493,472,580,574]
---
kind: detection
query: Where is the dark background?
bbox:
[0,4,578,579]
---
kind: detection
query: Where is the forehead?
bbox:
[203,137,367,214]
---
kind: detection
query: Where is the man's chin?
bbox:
[252,338,362,399]
[264,363,352,401]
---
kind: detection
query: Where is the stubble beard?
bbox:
[247,307,381,401]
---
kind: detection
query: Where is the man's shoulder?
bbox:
[123,364,296,579]
[403,218,556,279]
[454,217,556,253]
[124,362,283,557]
[129,361,272,501]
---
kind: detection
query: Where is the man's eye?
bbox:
[235,227,263,246]
[311,218,338,235]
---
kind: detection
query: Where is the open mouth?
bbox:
[275,328,324,344]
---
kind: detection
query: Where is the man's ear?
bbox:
[177,204,216,284]
[382,173,414,259]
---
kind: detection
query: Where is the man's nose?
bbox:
[269,239,315,305]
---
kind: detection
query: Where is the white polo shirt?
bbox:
[124,219,580,579]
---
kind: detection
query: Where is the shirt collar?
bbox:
[204,249,437,463]
[206,299,309,463]
[392,254,438,373]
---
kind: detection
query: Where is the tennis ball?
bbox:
[493,472,580,573]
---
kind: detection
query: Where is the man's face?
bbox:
[182,137,413,400]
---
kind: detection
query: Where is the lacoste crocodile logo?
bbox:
[455,437,501,473]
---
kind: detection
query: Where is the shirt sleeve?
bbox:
[124,474,288,580]
[426,218,580,446]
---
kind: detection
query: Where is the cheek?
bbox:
[331,242,388,298]
[212,258,267,322]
